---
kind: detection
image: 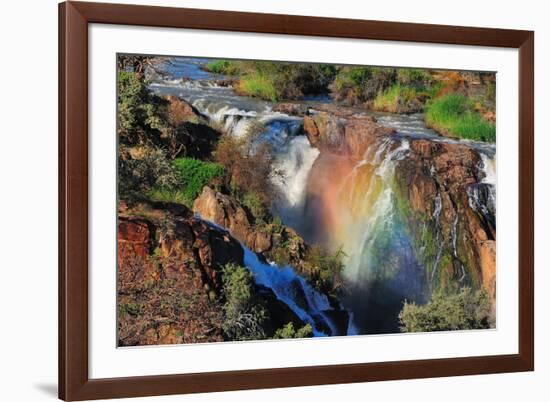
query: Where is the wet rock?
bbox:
[272,102,309,116]
[303,111,394,158]
[256,285,307,336]
[321,309,350,336]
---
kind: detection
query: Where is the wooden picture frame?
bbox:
[59,1,534,400]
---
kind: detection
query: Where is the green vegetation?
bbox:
[273,322,313,339]
[205,60,242,75]
[221,263,269,341]
[171,157,225,201]
[399,287,493,332]
[396,68,434,90]
[302,245,346,296]
[425,94,496,142]
[237,73,279,101]
[373,84,420,113]
[118,302,141,317]
[241,191,270,224]
[145,158,224,207]
[331,66,396,105]
[214,134,275,214]
[118,146,178,199]
[224,60,337,101]
[146,188,191,206]
[117,71,169,146]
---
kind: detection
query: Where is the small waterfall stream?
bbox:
[243,248,339,337]
[201,217,340,336]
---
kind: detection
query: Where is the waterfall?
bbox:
[338,138,412,284]
[243,248,339,337]
[431,191,444,282]
[480,152,496,185]
[271,136,320,232]
[199,216,340,337]
[305,136,426,333]
[467,151,496,232]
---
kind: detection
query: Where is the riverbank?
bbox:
[203,59,496,143]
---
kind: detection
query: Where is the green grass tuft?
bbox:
[373,84,419,113]
[204,60,241,75]
[146,188,193,208]
[147,158,225,206]
[236,73,279,102]
[425,94,496,142]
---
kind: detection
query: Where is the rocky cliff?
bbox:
[117,201,310,345]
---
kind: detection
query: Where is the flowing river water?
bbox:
[149,58,497,336]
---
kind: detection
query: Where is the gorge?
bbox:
[117,56,496,345]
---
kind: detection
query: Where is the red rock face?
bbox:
[303,111,394,159]
[193,186,273,254]
[117,217,160,291]
[117,202,244,346]
[118,217,152,260]
[272,102,309,116]
[166,95,200,125]
[395,138,495,294]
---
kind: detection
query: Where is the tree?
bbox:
[117,55,163,76]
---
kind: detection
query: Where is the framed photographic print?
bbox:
[59,1,534,400]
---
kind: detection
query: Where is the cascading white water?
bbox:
[429,190,444,283]
[480,152,496,185]
[466,151,496,230]
[339,138,411,283]
[243,248,338,337]
[271,136,320,229]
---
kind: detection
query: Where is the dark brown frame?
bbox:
[59,1,534,400]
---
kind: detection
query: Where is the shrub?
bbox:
[425,94,496,142]
[118,146,178,199]
[214,134,275,208]
[221,263,268,341]
[118,278,224,346]
[331,66,396,105]
[373,84,421,113]
[302,245,346,296]
[485,82,496,105]
[396,68,434,90]
[269,62,337,99]
[241,192,270,224]
[171,158,225,203]
[399,287,493,332]
[273,322,313,339]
